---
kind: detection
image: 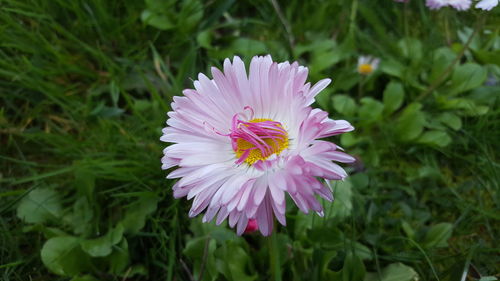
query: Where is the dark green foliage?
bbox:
[1,0,499,280]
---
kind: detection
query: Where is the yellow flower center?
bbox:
[358,63,373,75]
[233,118,289,165]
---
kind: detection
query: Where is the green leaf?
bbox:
[81,224,124,257]
[424,223,453,248]
[342,253,365,281]
[41,236,92,276]
[417,130,452,147]
[197,30,213,49]
[383,81,405,114]
[437,112,462,131]
[340,133,360,147]
[332,94,357,116]
[365,263,418,281]
[327,179,353,221]
[66,197,93,235]
[438,97,490,116]
[120,194,159,234]
[350,173,369,190]
[17,188,62,224]
[450,63,487,95]
[398,38,423,63]
[380,59,405,79]
[359,97,384,125]
[140,10,175,30]
[215,242,256,281]
[108,238,130,274]
[429,47,456,83]
[395,103,425,142]
[230,38,267,58]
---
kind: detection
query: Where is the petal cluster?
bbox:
[426,0,471,10]
[476,0,499,10]
[161,55,355,236]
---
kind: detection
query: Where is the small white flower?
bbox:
[357,56,380,75]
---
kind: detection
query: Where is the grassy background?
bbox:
[1,0,499,280]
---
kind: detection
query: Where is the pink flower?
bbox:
[426,0,471,10]
[244,219,258,233]
[476,0,498,10]
[161,55,355,236]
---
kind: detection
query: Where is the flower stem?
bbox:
[268,232,282,281]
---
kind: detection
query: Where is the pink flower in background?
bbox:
[426,0,471,10]
[476,0,498,10]
[161,55,355,236]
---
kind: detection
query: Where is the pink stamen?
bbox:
[229,108,287,164]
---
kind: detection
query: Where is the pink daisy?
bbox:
[161,55,355,236]
[426,0,471,10]
[476,0,498,10]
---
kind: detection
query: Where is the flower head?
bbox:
[426,0,471,10]
[357,56,380,75]
[476,0,498,10]
[161,55,355,236]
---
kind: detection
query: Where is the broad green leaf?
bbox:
[332,94,357,116]
[437,112,462,131]
[350,173,369,190]
[383,81,405,114]
[438,97,489,115]
[473,49,500,66]
[41,236,91,276]
[81,224,124,257]
[140,10,175,30]
[333,72,361,91]
[342,253,366,281]
[398,38,423,63]
[108,238,130,274]
[424,223,453,248]
[401,220,415,239]
[197,30,213,49]
[430,47,456,83]
[395,103,425,142]
[380,59,405,79]
[178,0,203,32]
[327,179,353,221]
[365,263,418,281]
[231,38,267,58]
[450,63,487,95]
[340,133,360,147]
[65,197,93,235]
[183,236,210,258]
[121,194,159,234]
[359,97,384,124]
[215,242,256,281]
[417,130,452,147]
[17,188,62,224]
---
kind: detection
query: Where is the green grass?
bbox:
[1,0,499,280]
